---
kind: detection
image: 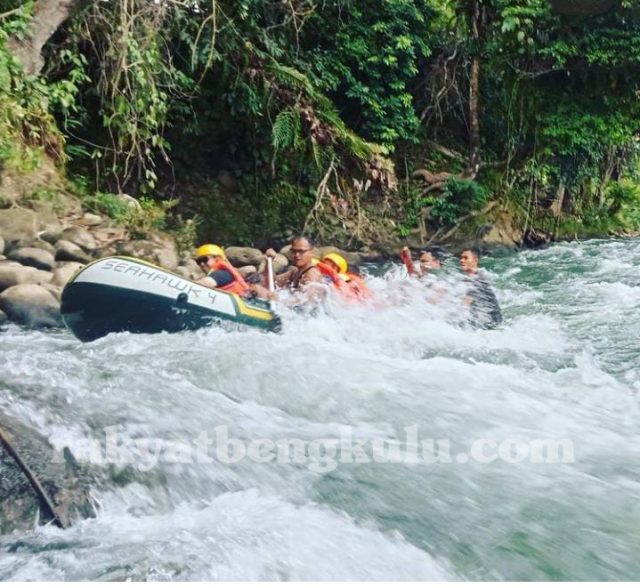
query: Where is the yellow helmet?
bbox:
[323,252,348,274]
[195,244,225,259]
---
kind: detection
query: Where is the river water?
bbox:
[1,238,639,580]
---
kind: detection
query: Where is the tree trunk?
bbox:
[6,0,85,76]
[466,0,482,179]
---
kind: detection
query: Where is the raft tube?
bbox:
[61,256,280,342]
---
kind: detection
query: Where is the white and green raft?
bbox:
[61,256,280,342]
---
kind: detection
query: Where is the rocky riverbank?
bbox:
[0,197,395,331]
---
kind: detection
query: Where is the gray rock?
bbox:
[116,193,142,210]
[0,411,100,534]
[42,283,62,301]
[29,201,63,235]
[39,229,63,245]
[24,239,56,254]
[7,247,56,271]
[52,262,85,288]
[0,284,62,328]
[0,256,5,262]
[175,259,200,281]
[0,236,4,256]
[0,265,52,292]
[238,265,257,278]
[0,208,39,250]
[272,253,289,273]
[61,226,97,252]
[116,238,179,271]
[225,247,264,267]
[0,309,7,326]
[80,213,103,227]
[54,239,92,263]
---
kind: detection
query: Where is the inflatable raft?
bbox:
[61,257,280,342]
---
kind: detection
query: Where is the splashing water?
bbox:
[1,239,639,580]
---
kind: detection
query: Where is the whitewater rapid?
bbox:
[1,239,639,580]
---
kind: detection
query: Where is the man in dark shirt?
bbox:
[459,247,502,330]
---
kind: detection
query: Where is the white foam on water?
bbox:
[2,238,640,580]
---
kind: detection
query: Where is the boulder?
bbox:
[116,193,142,210]
[175,259,200,281]
[273,253,289,273]
[0,411,100,534]
[0,236,4,255]
[23,239,56,254]
[42,283,62,301]
[523,227,551,249]
[29,201,63,234]
[7,247,55,271]
[259,253,290,274]
[61,226,97,252]
[146,231,179,270]
[51,262,85,288]
[479,216,524,248]
[0,284,62,328]
[238,265,257,278]
[225,246,264,267]
[0,265,52,292]
[279,244,292,258]
[92,227,127,244]
[0,208,39,250]
[54,240,92,263]
[358,248,383,262]
[0,309,7,326]
[116,238,179,271]
[39,229,63,245]
[174,266,194,280]
[79,213,103,227]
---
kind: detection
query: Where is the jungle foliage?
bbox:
[1,0,639,245]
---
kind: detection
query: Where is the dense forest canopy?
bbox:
[1,0,639,247]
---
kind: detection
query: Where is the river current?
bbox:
[1,238,639,581]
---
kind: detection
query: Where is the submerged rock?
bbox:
[0,412,99,534]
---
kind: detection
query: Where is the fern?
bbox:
[272,108,301,153]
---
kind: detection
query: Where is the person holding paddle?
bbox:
[251,236,326,303]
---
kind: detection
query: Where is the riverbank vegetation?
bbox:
[1,0,639,250]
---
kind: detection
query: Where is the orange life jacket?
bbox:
[316,261,370,302]
[208,259,250,296]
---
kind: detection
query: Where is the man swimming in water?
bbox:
[459,247,502,329]
[400,246,442,278]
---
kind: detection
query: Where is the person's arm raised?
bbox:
[400,246,417,276]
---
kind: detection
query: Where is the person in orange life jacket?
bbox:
[250,236,325,302]
[194,244,250,296]
[318,252,371,300]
